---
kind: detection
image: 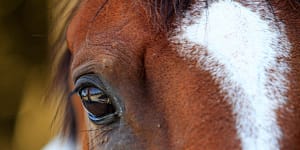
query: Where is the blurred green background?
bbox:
[0,0,59,149]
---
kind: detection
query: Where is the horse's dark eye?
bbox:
[77,86,117,124]
[74,74,122,125]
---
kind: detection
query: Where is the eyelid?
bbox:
[74,74,106,92]
[71,61,98,83]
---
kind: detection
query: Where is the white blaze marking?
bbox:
[172,0,290,150]
[43,136,75,150]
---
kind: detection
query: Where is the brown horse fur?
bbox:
[49,0,300,149]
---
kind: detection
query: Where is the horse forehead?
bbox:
[66,0,141,53]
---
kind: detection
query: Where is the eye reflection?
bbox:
[80,88,89,101]
[78,86,115,119]
[79,87,110,103]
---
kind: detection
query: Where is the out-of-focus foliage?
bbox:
[0,0,51,149]
[0,0,81,149]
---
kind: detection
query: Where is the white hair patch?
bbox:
[171,0,291,150]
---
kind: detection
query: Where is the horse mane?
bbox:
[49,0,192,141]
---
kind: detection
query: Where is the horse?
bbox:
[49,0,300,149]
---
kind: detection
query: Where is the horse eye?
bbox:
[78,86,117,124]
